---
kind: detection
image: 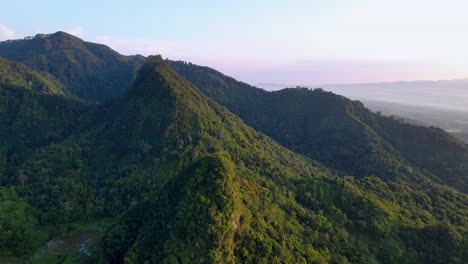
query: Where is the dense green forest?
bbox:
[171,61,468,193]
[0,57,89,184]
[0,32,145,101]
[0,33,467,263]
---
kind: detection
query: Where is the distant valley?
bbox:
[258,80,468,143]
[362,100,468,143]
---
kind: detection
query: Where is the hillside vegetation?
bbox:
[0,34,466,263]
[171,61,468,193]
[0,32,145,101]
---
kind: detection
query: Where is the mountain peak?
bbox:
[127,55,175,97]
[128,55,204,104]
[143,55,165,66]
[52,30,73,36]
[0,32,146,101]
[33,31,77,40]
[105,55,200,153]
[134,55,166,81]
[46,31,82,42]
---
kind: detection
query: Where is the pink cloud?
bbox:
[0,24,14,40]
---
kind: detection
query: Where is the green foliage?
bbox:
[0,187,45,256]
[96,58,466,263]
[171,60,468,193]
[125,154,239,263]
[0,36,466,264]
[0,76,88,184]
[0,57,66,95]
[0,32,145,101]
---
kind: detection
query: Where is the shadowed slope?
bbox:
[0,32,145,101]
[171,61,468,193]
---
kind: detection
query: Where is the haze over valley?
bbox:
[258,79,468,142]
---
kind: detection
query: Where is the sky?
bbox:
[2,0,468,86]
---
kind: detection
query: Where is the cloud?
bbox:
[0,24,15,40]
[68,25,83,36]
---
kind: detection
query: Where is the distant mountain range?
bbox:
[258,78,468,112]
[258,79,468,143]
[0,32,467,263]
[362,100,468,143]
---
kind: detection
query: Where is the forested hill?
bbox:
[0,57,89,183]
[6,56,465,263]
[0,57,66,95]
[0,32,145,101]
[0,33,467,263]
[171,60,468,193]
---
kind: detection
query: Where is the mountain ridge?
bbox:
[0,31,145,101]
[171,60,468,193]
[0,56,67,95]
[0,33,466,263]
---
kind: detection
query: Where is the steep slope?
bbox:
[0,58,90,256]
[347,100,468,193]
[171,61,468,193]
[2,56,466,263]
[0,32,145,101]
[96,58,467,263]
[0,57,66,95]
[0,57,89,183]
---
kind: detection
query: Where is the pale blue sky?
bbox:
[2,0,468,86]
